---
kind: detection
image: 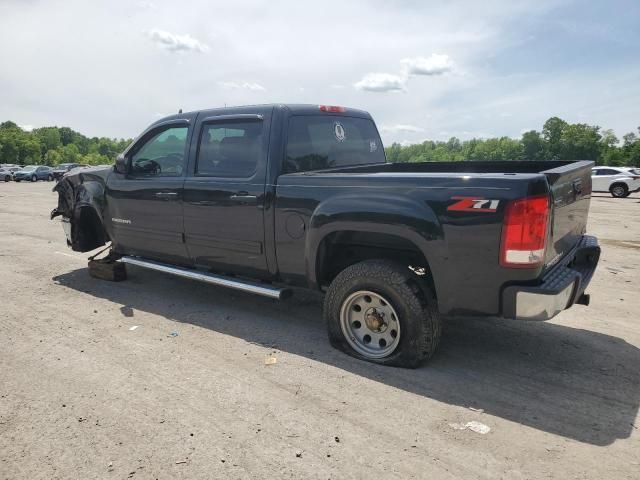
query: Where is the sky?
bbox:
[0,0,639,146]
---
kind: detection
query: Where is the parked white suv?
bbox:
[591,166,640,197]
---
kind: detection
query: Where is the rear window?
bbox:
[285,115,385,173]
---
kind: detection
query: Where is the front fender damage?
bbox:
[51,168,111,252]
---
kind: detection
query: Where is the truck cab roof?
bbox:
[153,104,372,127]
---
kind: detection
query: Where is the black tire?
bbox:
[15,179,20,182]
[324,259,441,368]
[3,175,9,182]
[31,175,37,182]
[610,183,628,198]
[47,174,53,181]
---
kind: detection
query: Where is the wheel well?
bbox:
[73,207,108,252]
[610,182,628,190]
[316,231,435,294]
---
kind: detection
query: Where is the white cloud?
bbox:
[218,81,266,91]
[147,29,208,53]
[356,54,453,94]
[354,73,407,92]
[136,1,155,8]
[381,124,424,133]
[401,54,454,76]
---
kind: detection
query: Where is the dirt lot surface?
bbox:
[1,181,639,479]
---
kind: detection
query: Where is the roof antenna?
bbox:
[178,108,182,114]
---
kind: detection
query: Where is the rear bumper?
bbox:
[502,235,600,321]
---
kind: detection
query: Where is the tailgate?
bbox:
[542,160,594,270]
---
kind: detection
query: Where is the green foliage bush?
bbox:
[0,121,131,166]
[385,117,640,166]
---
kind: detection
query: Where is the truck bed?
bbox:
[277,159,594,315]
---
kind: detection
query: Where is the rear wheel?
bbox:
[610,183,628,198]
[47,174,53,181]
[324,259,441,368]
[31,175,37,182]
[3,175,9,182]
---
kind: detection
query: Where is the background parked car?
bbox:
[0,166,21,182]
[13,165,54,182]
[52,163,80,181]
[591,166,640,197]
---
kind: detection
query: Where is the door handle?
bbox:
[155,191,178,200]
[229,192,258,204]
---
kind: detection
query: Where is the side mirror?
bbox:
[114,153,128,174]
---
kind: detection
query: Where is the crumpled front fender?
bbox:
[51,167,111,251]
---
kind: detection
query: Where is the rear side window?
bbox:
[196,121,263,177]
[595,169,620,175]
[285,115,385,173]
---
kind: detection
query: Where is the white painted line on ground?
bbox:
[54,251,86,261]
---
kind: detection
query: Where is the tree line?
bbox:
[385,117,640,166]
[1,116,639,167]
[0,121,131,166]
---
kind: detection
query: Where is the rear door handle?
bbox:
[155,191,178,200]
[229,192,258,204]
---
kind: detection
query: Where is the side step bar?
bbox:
[119,256,292,300]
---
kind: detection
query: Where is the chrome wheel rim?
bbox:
[612,186,625,197]
[340,290,401,359]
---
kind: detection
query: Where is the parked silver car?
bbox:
[0,166,21,182]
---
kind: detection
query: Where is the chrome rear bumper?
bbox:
[502,235,600,321]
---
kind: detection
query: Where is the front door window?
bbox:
[130,126,188,176]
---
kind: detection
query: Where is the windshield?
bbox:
[285,115,385,173]
[629,168,640,175]
[22,166,36,171]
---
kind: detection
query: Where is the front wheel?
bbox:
[31,175,37,182]
[324,259,441,368]
[47,174,53,181]
[3,175,9,182]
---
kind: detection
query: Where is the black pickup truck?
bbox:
[52,104,600,368]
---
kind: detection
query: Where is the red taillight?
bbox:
[500,195,550,268]
[319,105,346,113]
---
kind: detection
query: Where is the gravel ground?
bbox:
[1,181,639,479]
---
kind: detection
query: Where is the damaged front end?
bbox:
[51,167,111,252]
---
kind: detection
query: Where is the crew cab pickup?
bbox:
[52,104,600,367]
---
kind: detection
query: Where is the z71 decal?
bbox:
[447,197,500,213]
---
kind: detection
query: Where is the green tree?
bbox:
[20,137,42,163]
[33,127,61,158]
[61,143,80,163]
[542,117,568,159]
[559,123,601,160]
[521,130,545,160]
[45,149,63,166]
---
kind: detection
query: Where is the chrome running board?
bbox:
[119,256,291,300]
